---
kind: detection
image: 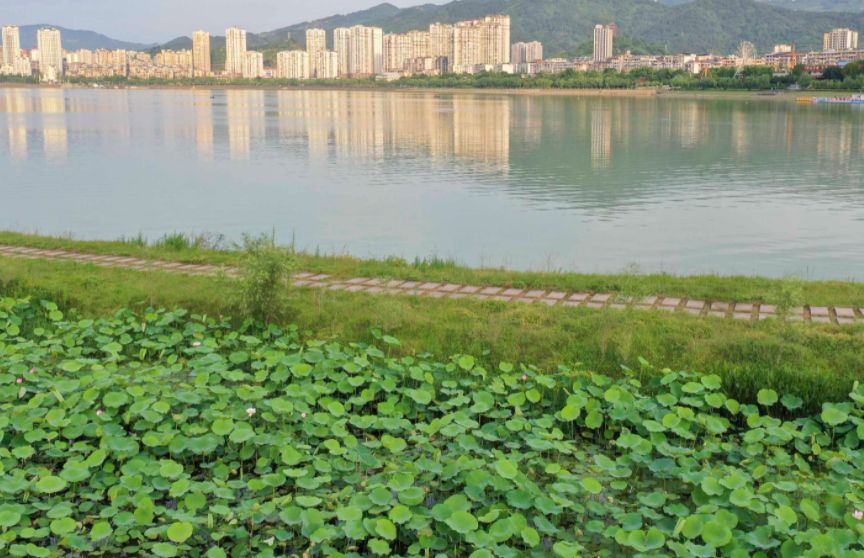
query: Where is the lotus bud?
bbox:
[246,407,257,416]
[16,377,23,384]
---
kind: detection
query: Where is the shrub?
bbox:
[233,233,296,323]
[2,298,864,557]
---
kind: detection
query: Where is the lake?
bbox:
[1,86,863,279]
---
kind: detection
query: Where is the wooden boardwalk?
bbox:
[1,244,861,326]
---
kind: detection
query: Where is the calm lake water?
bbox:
[1,86,863,279]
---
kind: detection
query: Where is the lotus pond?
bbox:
[1,297,864,558]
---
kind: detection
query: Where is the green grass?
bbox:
[1,254,862,412]
[2,231,864,307]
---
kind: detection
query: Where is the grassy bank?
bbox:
[2,231,864,308]
[1,253,862,412]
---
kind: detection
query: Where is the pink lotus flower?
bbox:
[96,409,103,416]
[28,368,35,375]
[855,510,863,521]
[301,412,307,419]
[16,378,23,384]
[522,374,529,381]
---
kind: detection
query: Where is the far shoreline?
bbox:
[1,81,859,102]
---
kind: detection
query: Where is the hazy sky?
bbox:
[2,0,444,43]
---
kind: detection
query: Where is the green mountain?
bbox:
[259,0,863,55]
[661,0,862,10]
[19,24,152,51]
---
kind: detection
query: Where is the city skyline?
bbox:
[2,18,862,82]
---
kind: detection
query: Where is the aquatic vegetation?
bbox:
[1,297,864,557]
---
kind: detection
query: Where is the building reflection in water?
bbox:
[194,91,214,158]
[39,89,67,159]
[263,90,511,171]
[3,89,30,160]
[226,90,257,158]
[591,107,612,169]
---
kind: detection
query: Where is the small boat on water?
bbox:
[797,94,864,105]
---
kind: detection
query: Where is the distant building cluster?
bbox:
[1,21,862,83]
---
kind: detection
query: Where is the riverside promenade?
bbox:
[1,244,861,326]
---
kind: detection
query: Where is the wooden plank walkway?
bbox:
[1,244,861,326]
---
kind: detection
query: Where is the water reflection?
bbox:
[2,87,864,278]
[40,90,67,158]
[4,89,29,160]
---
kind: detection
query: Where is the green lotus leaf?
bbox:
[152,543,178,557]
[89,520,113,541]
[701,520,732,547]
[103,391,129,408]
[166,521,194,543]
[821,405,849,426]
[367,539,391,556]
[338,505,362,523]
[375,518,397,540]
[159,460,184,479]
[49,517,76,535]
[495,459,519,480]
[560,404,581,421]
[757,389,778,406]
[521,526,541,547]
[553,541,582,558]
[0,510,21,528]
[211,419,234,436]
[446,511,479,534]
[35,476,68,494]
[581,478,603,495]
[388,505,412,524]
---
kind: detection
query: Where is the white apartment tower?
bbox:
[37,28,63,80]
[277,50,310,79]
[225,27,248,76]
[349,25,384,76]
[593,23,616,63]
[333,28,351,77]
[511,41,543,64]
[429,23,455,69]
[306,28,326,77]
[192,31,211,76]
[2,25,21,68]
[315,50,339,79]
[823,28,859,51]
[242,51,263,79]
[452,15,510,72]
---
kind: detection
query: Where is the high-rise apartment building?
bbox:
[277,50,310,79]
[242,51,263,79]
[37,28,63,80]
[333,28,351,77]
[192,31,211,76]
[593,24,616,63]
[315,50,339,79]
[429,23,455,68]
[225,27,247,76]
[823,28,859,51]
[306,28,326,77]
[348,25,384,76]
[2,25,21,68]
[511,41,543,64]
[452,15,510,72]
[384,31,430,72]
